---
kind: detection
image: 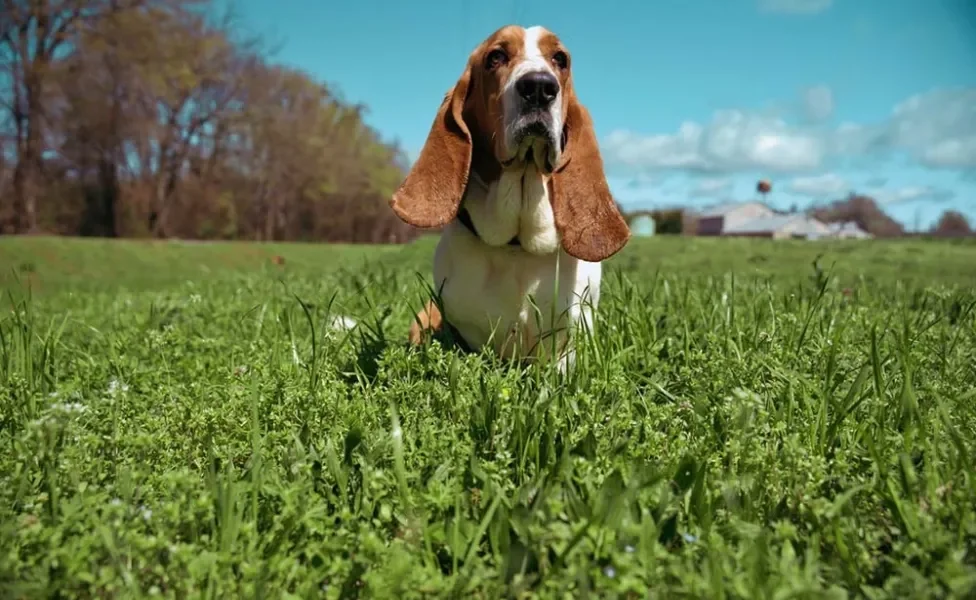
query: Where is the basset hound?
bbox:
[390,25,630,367]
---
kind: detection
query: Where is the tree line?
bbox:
[0,0,420,242]
[627,195,972,238]
[809,195,973,238]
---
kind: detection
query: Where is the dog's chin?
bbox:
[503,116,560,174]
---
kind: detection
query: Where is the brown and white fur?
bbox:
[390,25,630,368]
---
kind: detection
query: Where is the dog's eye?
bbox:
[485,49,508,70]
[552,51,568,70]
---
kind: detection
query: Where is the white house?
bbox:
[822,221,872,239]
[696,201,774,236]
[723,213,832,239]
[696,202,832,240]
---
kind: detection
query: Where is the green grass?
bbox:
[1,235,975,598]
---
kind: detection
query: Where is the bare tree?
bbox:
[809,193,906,238]
[1,0,419,243]
[0,0,144,232]
[930,210,972,238]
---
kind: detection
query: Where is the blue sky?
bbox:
[236,0,976,229]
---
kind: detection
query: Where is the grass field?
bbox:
[1,235,975,598]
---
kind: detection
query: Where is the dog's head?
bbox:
[390,25,630,262]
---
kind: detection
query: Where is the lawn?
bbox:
[1,235,975,598]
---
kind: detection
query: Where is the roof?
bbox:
[698,201,771,218]
[723,214,804,234]
[826,221,868,234]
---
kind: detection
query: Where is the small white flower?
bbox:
[330,316,358,331]
[107,379,129,396]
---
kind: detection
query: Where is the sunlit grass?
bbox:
[1,236,975,597]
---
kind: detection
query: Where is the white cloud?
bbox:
[802,85,834,122]
[921,138,976,167]
[602,111,824,174]
[602,124,708,171]
[789,173,848,196]
[691,178,733,197]
[863,185,956,205]
[885,89,976,168]
[758,0,833,15]
[828,122,887,155]
[601,87,976,177]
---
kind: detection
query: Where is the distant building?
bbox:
[693,201,856,240]
[696,201,776,236]
[820,221,872,239]
[629,214,656,237]
[724,214,832,239]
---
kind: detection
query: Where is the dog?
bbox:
[390,25,630,368]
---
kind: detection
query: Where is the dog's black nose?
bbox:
[515,72,559,109]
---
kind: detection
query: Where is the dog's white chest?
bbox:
[432,224,602,360]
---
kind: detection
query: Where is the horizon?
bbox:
[235,0,976,231]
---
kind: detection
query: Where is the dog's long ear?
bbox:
[390,64,473,228]
[551,91,630,262]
